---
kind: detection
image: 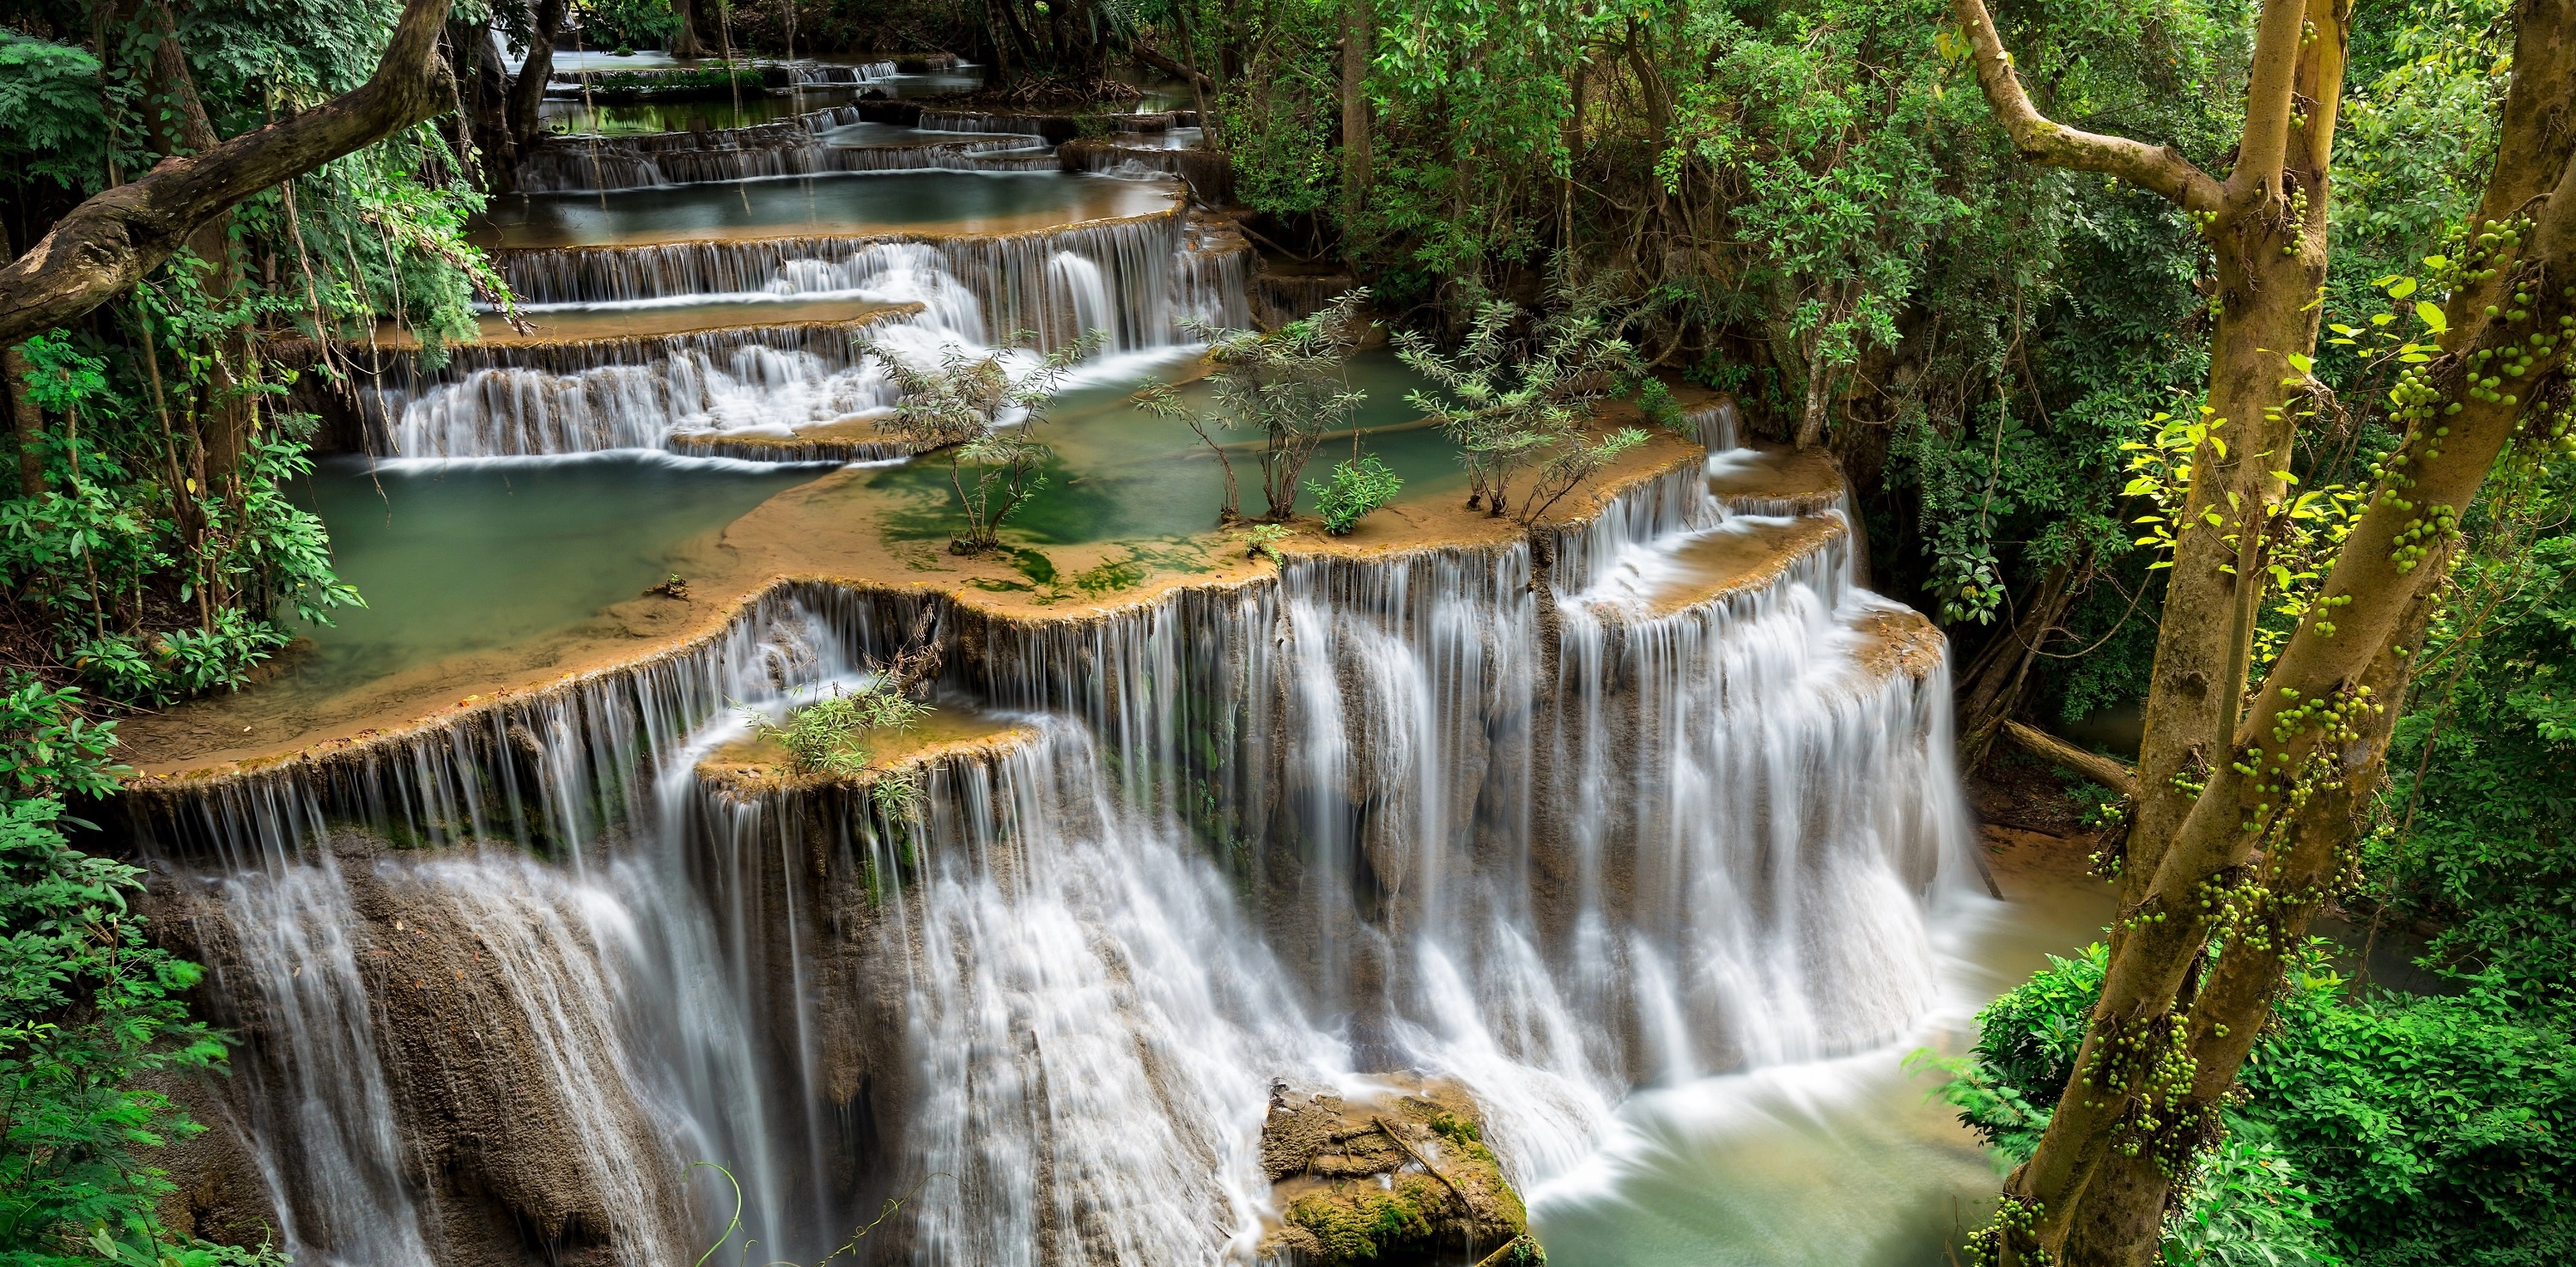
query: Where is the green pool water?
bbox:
[279,350,1459,695]
[280,455,824,696]
[477,172,1176,248]
[863,348,1468,547]
[1530,877,2119,1267]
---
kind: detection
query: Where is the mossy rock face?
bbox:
[1258,1078,1541,1266]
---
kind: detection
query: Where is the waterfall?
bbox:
[492,214,1206,350]
[797,61,898,86]
[194,856,438,1267]
[408,214,1230,459]
[365,316,929,460]
[394,211,1236,458]
[1044,250,1119,351]
[132,465,1976,1263]
[885,720,1344,1266]
[516,108,1042,192]
[914,109,1065,137]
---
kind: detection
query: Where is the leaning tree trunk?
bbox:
[0,0,457,346]
[1951,1,2576,1263]
[1954,560,2078,771]
[507,0,567,157]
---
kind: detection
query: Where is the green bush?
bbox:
[2249,975,2576,1266]
[1307,454,1403,536]
[1924,941,2575,1266]
[0,796,278,1265]
[747,681,930,781]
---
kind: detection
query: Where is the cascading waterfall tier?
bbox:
[494,210,1236,348]
[400,208,1242,459]
[796,61,899,85]
[357,308,923,459]
[518,104,1042,192]
[127,456,1973,1265]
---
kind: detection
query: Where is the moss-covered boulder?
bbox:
[1258,1077,1542,1266]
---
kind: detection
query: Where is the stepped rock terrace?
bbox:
[123,421,1698,779]
[474,170,1180,249]
[106,90,2014,1267]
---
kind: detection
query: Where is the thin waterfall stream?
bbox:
[115,70,2068,1267]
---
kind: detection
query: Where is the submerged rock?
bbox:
[1259,1078,1541,1266]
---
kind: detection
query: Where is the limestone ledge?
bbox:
[374,296,920,353]
[692,713,1041,801]
[482,200,1185,258]
[117,430,1689,784]
[1705,441,1847,516]
[1850,603,1948,681]
[118,427,1931,801]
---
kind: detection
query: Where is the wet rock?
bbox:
[1258,1077,1538,1266]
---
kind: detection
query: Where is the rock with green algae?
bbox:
[1257,1077,1543,1266]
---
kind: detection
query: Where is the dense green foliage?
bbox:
[574,0,680,52]
[0,675,255,1264]
[1928,941,2575,1266]
[1395,277,1649,524]
[2361,468,2576,1002]
[1,3,504,1260]
[0,798,274,1267]
[2,2,502,706]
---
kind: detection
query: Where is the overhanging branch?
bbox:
[0,0,457,347]
[1947,0,2222,214]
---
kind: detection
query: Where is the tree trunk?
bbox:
[144,3,264,496]
[1794,327,1833,448]
[1950,1,2576,1261]
[0,0,457,347]
[670,0,707,59]
[450,15,519,189]
[2001,722,2136,798]
[2,341,45,497]
[507,0,567,155]
[1955,560,2077,771]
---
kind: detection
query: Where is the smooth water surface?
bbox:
[1530,874,2115,1267]
[283,454,823,694]
[861,347,1467,545]
[477,171,1178,247]
[287,350,1455,690]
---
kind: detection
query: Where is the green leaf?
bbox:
[2415,301,2448,333]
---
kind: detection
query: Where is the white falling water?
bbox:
[383,336,904,459]
[148,448,1974,1263]
[886,720,1347,1266]
[391,216,1242,458]
[1044,249,1120,351]
[204,856,438,1267]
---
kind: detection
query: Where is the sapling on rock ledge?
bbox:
[1307,454,1403,535]
[744,609,945,818]
[1397,270,1649,523]
[863,330,1100,555]
[1133,290,1373,525]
